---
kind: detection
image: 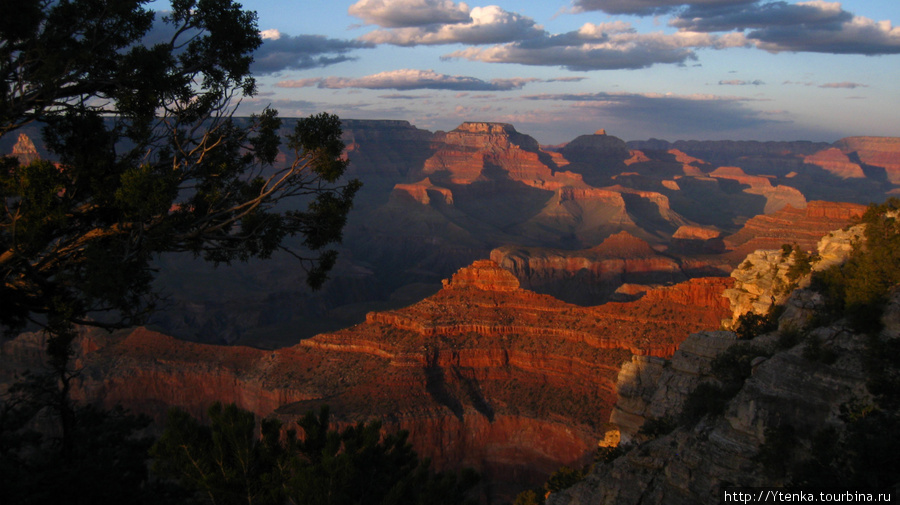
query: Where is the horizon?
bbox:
[145,0,900,145]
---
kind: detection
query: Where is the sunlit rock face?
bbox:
[547,217,895,505]
[491,232,688,305]
[833,136,900,184]
[721,200,866,264]
[2,259,732,502]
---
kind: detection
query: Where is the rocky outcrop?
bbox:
[559,132,631,166]
[11,133,40,165]
[834,136,900,184]
[549,318,873,505]
[441,259,520,291]
[722,200,866,264]
[340,119,435,184]
[491,232,686,304]
[609,331,738,442]
[669,226,724,254]
[803,148,866,179]
[391,177,454,205]
[547,213,894,505]
[627,139,831,176]
[423,122,583,189]
[723,218,866,324]
[1,260,731,502]
[709,166,807,214]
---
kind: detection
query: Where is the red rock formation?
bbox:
[834,136,900,183]
[722,200,866,264]
[11,133,40,165]
[422,122,583,189]
[708,166,807,214]
[672,226,721,241]
[392,177,454,205]
[491,232,688,305]
[2,260,732,501]
[441,259,520,291]
[803,148,866,179]
[670,225,726,255]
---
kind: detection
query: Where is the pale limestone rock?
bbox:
[610,331,737,443]
[550,327,873,505]
[814,223,864,272]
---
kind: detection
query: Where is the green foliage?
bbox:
[776,325,804,350]
[151,404,478,505]
[785,245,815,282]
[755,424,796,478]
[1,0,361,336]
[679,382,738,426]
[801,334,838,364]
[734,311,779,340]
[513,489,544,505]
[637,416,677,439]
[0,399,169,505]
[679,342,772,426]
[810,198,900,332]
[711,343,771,385]
[544,465,587,494]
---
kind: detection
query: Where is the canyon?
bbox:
[549,215,900,504]
[133,121,894,347]
[3,121,900,501]
[3,259,731,500]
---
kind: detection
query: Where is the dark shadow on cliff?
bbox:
[453,367,495,421]
[787,164,890,204]
[425,364,465,421]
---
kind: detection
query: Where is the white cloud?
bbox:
[348,0,471,28]
[359,5,543,46]
[443,26,748,70]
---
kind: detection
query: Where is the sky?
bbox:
[153,0,900,144]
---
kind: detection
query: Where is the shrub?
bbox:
[810,198,900,332]
[638,416,677,439]
[544,466,588,494]
[680,382,738,426]
[734,309,780,340]
[711,343,771,385]
[776,325,804,350]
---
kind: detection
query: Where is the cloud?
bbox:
[443,26,748,71]
[670,1,900,55]
[546,76,589,83]
[521,91,783,137]
[573,0,757,16]
[671,1,852,32]
[819,82,868,89]
[348,0,471,28]
[749,14,900,55]
[251,31,373,74]
[358,5,543,46]
[379,93,432,99]
[719,79,765,85]
[276,69,541,91]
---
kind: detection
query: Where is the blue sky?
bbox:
[155,0,900,144]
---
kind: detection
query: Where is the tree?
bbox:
[150,404,479,505]
[0,0,360,480]
[1,0,360,338]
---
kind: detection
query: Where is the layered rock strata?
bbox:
[548,317,874,505]
[722,200,866,264]
[491,232,687,305]
[3,260,733,502]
